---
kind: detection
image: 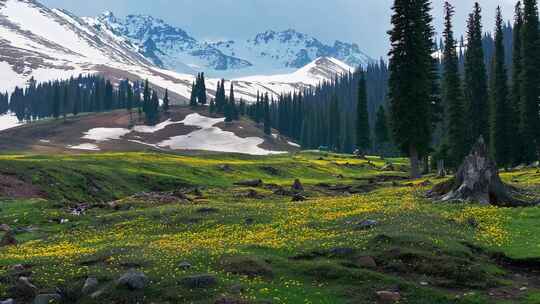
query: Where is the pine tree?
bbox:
[73,81,80,117]
[442,1,467,168]
[464,3,489,146]
[198,73,207,105]
[329,95,341,151]
[388,0,436,178]
[162,89,170,114]
[374,106,390,153]
[511,2,524,164]
[143,79,151,123]
[126,80,134,123]
[189,82,197,108]
[62,85,69,120]
[104,80,113,111]
[490,6,512,168]
[519,0,540,163]
[263,93,271,135]
[356,71,370,153]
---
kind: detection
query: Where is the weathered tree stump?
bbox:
[428,137,531,206]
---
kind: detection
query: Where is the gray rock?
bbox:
[291,179,304,192]
[356,220,379,230]
[376,291,401,303]
[180,274,218,289]
[0,299,14,304]
[0,224,10,232]
[116,270,149,290]
[356,256,377,269]
[82,277,99,295]
[33,294,61,304]
[178,261,192,270]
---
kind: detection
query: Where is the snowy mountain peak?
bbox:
[92,12,373,77]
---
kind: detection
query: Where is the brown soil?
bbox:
[0,173,44,198]
[0,107,299,155]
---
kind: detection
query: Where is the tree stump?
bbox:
[428,136,530,206]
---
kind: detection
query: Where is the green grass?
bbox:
[0,152,539,303]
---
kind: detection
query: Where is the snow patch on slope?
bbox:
[157,113,284,155]
[0,113,24,132]
[82,128,131,141]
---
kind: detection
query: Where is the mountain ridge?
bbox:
[89,11,372,77]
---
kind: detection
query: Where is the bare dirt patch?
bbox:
[0,173,44,199]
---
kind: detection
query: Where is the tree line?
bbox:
[2,75,170,126]
[388,0,540,178]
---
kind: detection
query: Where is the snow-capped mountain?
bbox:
[90,11,371,77]
[0,0,355,106]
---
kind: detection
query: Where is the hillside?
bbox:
[1,152,540,303]
[0,107,299,155]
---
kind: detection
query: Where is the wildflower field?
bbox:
[0,152,539,303]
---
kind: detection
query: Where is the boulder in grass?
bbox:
[0,231,16,247]
[32,294,61,304]
[116,270,148,290]
[82,277,99,295]
[291,179,304,192]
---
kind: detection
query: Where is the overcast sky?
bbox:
[40,0,519,58]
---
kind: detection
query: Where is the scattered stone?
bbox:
[467,218,479,228]
[336,174,344,179]
[14,277,38,298]
[32,294,61,304]
[291,179,304,192]
[419,180,432,187]
[520,286,528,291]
[0,224,10,232]
[180,274,218,289]
[245,218,255,225]
[178,261,192,270]
[376,291,401,303]
[291,194,306,202]
[0,231,17,247]
[0,299,14,304]
[355,256,377,269]
[69,203,89,216]
[234,179,263,187]
[420,281,429,286]
[116,269,149,290]
[82,277,99,295]
[355,220,379,230]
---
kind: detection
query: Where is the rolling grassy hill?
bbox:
[1,152,540,303]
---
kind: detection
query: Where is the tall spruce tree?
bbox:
[198,73,207,105]
[263,93,271,135]
[519,0,540,163]
[490,7,512,168]
[356,72,370,153]
[442,1,467,167]
[464,3,489,146]
[388,0,436,178]
[329,94,341,151]
[374,105,390,154]
[62,85,69,120]
[511,2,524,164]
[189,82,197,108]
[162,89,170,114]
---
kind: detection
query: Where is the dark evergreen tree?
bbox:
[464,3,489,146]
[329,94,341,151]
[356,71,370,153]
[442,1,467,167]
[62,85,69,120]
[510,2,524,164]
[519,0,540,163]
[490,6,512,168]
[189,82,197,108]
[263,93,271,135]
[162,89,170,114]
[388,0,436,178]
[197,73,207,105]
[374,106,390,153]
